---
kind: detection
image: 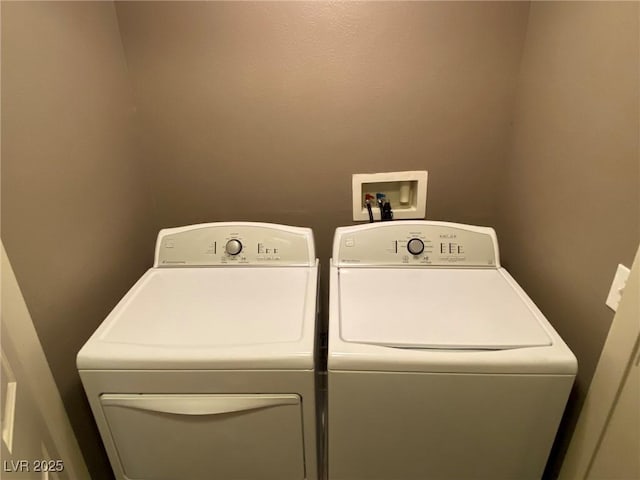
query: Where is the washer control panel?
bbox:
[334,221,499,267]
[155,222,315,267]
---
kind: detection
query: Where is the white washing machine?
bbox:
[328,221,577,480]
[78,222,320,480]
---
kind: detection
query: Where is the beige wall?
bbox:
[4,1,637,478]
[497,2,639,475]
[1,2,156,478]
[115,0,530,266]
[2,4,530,476]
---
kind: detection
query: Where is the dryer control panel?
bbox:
[333,221,499,268]
[154,223,315,267]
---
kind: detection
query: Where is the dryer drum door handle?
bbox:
[101,394,299,416]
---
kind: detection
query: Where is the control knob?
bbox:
[225,239,243,256]
[407,238,424,256]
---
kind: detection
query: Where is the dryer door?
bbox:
[100,393,305,480]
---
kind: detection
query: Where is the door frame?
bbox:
[1,243,89,479]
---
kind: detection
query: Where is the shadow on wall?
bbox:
[496,2,639,477]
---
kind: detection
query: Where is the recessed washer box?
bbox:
[352,171,428,221]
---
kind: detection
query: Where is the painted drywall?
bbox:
[497,2,639,476]
[114,0,530,271]
[1,2,156,478]
[5,2,636,478]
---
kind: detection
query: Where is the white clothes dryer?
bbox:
[78,222,320,480]
[328,221,576,480]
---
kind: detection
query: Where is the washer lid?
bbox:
[339,268,552,350]
[100,267,309,348]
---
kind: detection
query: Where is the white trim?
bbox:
[1,243,90,479]
[559,245,640,479]
[1,352,17,452]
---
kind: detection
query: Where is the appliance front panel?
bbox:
[79,370,319,480]
[328,370,574,480]
[101,393,306,480]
